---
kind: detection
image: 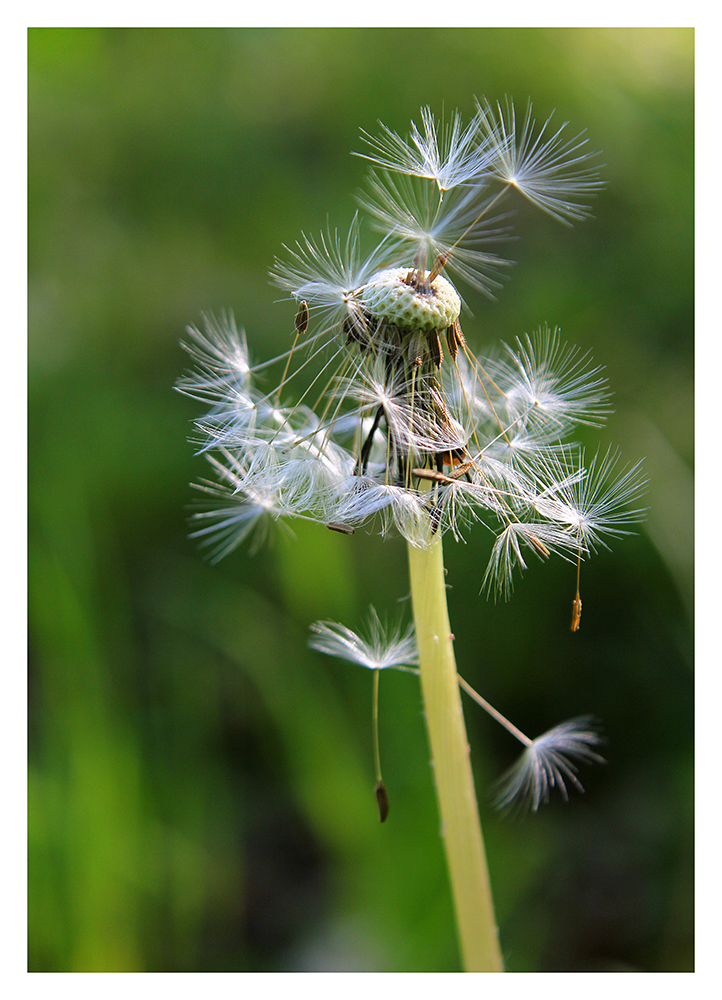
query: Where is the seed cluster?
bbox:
[179,101,643,591]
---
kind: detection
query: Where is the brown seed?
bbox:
[571,595,582,632]
[412,467,449,483]
[427,252,449,283]
[294,300,309,336]
[446,325,458,360]
[327,522,355,535]
[375,780,390,823]
[446,318,466,360]
[430,330,444,368]
[447,461,474,480]
[526,531,551,558]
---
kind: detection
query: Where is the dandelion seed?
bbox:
[311,611,420,823]
[309,607,420,672]
[177,313,256,441]
[271,214,399,341]
[492,717,605,812]
[358,170,511,295]
[492,326,611,432]
[355,105,501,193]
[530,446,647,551]
[477,97,605,224]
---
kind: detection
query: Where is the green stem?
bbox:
[407,534,503,972]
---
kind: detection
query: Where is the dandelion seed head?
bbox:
[178,100,641,593]
[177,98,634,833]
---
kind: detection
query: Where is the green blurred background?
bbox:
[28,27,693,972]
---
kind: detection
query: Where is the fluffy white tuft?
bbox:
[492,717,605,812]
[309,608,419,672]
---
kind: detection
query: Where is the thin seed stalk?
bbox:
[407,532,503,972]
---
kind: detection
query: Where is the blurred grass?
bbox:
[28,27,693,971]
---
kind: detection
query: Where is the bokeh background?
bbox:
[28,27,693,972]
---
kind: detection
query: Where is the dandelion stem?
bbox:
[407,532,503,972]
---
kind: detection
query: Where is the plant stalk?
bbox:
[407,533,503,972]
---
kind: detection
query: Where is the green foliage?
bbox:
[28,27,693,971]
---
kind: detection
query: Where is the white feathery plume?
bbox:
[481,520,583,598]
[178,312,253,404]
[357,170,511,296]
[477,97,605,224]
[189,451,297,561]
[530,446,648,550]
[490,327,611,432]
[310,608,419,672]
[492,717,605,812]
[270,214,400,340]
[354,105,502,192]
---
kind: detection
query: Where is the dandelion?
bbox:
[179,98,642,972]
